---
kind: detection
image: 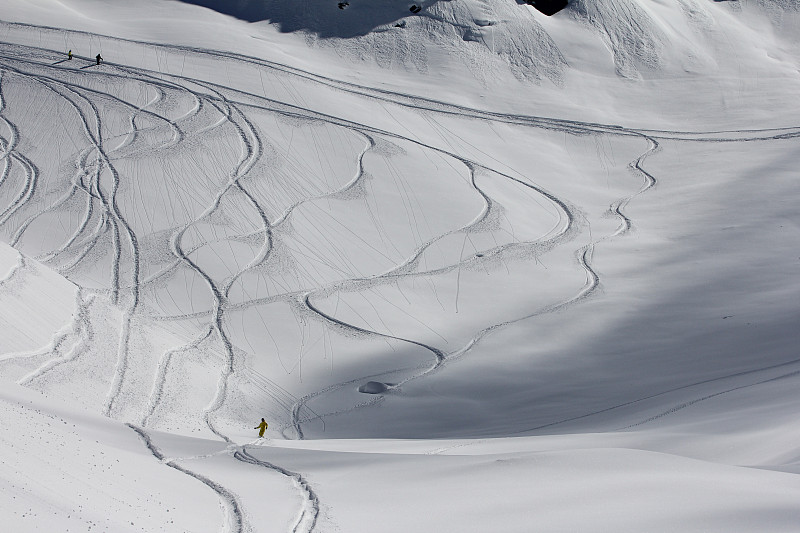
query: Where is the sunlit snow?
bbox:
[1,0,800,531]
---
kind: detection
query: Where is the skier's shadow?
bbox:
[80,64,98,70]
[52,59,68,65]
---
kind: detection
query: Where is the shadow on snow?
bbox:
[173,0,452,38]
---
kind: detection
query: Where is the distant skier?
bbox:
[255,418,268,438]
[68,50,73,60]
[95,53,103,65]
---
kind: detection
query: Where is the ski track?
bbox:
[2,22,799,532]
[512,355,800,438]
[17,289,92,385]
[618,367,800,430]
[0,321,75,363]
[287,363,421,440]
[0,259,84,367]
[0,74,38,229]
[62,79,142,417]
[165,78,261,444]
[127,423,246,533]
[0,63,144,417]
[0,241,23,286]
[233,447,320,533]
[140,325,214,428]
[432,355,800,455]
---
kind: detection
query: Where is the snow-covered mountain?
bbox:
[1,0,800,531]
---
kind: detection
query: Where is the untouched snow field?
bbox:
[1,0,800,531]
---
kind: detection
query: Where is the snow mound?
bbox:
[358,381,391,394]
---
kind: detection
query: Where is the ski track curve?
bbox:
[515,355,800,438]
[127,423,246,533]
[0,73,38,229]
[58,79,142,417]
[233,447,320,533]
[16,289,92,385]
[0,62,148,418]
[427,356,800,455]
[140,325,214,428]
[0,242,23,286]
[618,368,800,430]
[289,126,663,438]
[164,78,263,444]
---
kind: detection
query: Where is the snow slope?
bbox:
[1,0,800,531]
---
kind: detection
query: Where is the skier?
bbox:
[68,50,73,60]
[255,418,268,438]
[95,53,103,65]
